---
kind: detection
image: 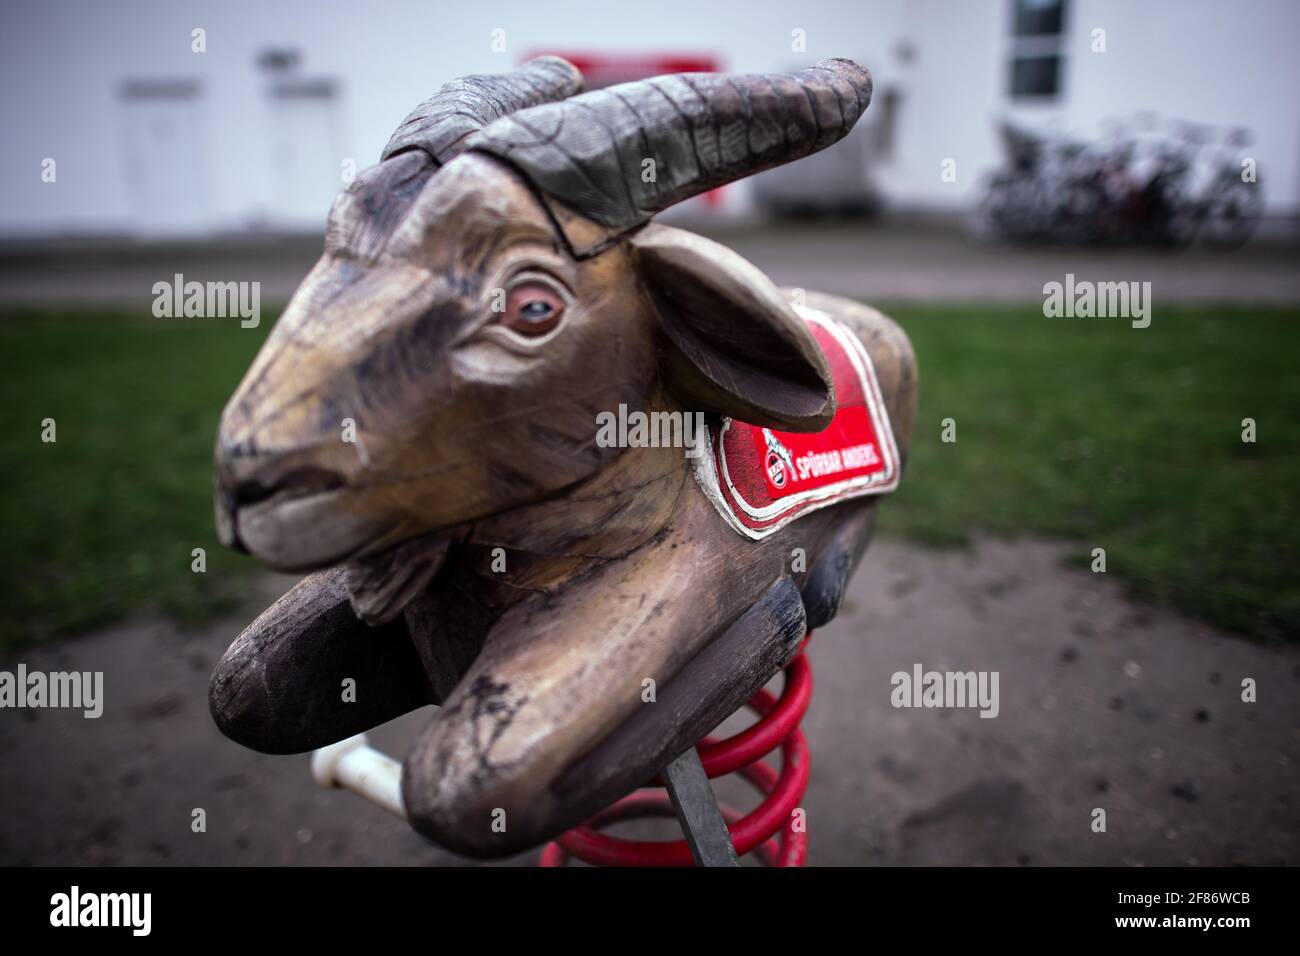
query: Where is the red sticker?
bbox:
[693,308,901,539]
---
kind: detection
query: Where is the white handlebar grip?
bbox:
[310,734,407,820]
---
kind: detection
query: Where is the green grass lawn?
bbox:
[880,303,1299,643]
[0,311,270,650]
[0,304,1296,653]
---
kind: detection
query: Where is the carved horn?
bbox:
[381,55,584,165]
[465,58,872,255]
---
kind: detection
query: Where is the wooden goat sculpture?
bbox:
[210,56,917,857]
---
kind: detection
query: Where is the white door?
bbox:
[266,79,344,230]
[119,79,212,235]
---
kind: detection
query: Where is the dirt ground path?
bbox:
[1,537,1296,866]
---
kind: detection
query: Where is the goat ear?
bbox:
[631,225,834,432]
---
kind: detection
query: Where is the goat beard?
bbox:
[343,529,460,625]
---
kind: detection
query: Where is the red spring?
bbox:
[540,633,814,867]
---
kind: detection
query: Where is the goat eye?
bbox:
[501,282,564,336]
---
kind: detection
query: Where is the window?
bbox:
[1007,0,1068,100]
[257,48,345,229]
[1012,0,1066,37]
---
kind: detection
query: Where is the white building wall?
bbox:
[883,0,1300,215]
[877,0,1008,210]
[1061,0,1300,216]
[0,0,1294,237]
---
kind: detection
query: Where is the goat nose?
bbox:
[213,480,243,551]
[214,431,261,490]
[213,424,275,551]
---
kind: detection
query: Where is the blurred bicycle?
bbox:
[969,115,1262,248]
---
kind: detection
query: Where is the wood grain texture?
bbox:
[635,226,834,431]
[551,576,808,825]
[209,58,916,858]
[382,56,583,165]
[208,568,434,754]
[466,59,872,255]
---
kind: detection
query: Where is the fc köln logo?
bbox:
[763,428,795,489]
[766,451,787,488]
